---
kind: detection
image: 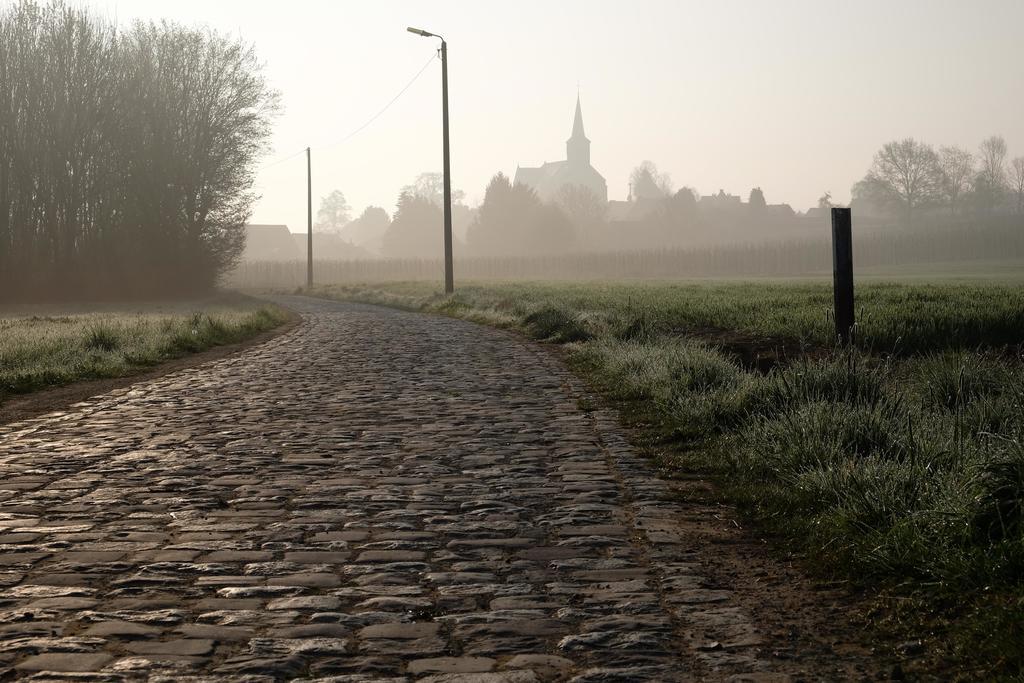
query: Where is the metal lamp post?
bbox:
[407,26,454,294]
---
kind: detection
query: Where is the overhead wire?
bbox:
[257,147,307,173]
[318,51,437,152]
[256,52,438,174]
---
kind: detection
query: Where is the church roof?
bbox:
[514,159,605,198]
[514,161,568,189]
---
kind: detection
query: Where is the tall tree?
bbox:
[851,175,892,216]
[341,206,390,250]
[672,188,700,213]
[315,190,351,233]
[938,146,975,214]
[860,138,942,226]
[630,161,673,200]
[380,191,443,258]
[978,135,1008,195]
[1011,157,1024,215]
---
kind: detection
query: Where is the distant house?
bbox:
[514,96,608,204]
[700,190,744,210]
[242,224,301,261]
[766,203,797,218]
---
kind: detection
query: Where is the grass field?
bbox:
[313,279,1024,680]
[0,294,289,401]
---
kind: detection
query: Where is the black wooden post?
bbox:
[831,207,855,344]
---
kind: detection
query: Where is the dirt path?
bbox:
[0,296,882,681]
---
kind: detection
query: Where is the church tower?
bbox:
[566,96,590,167]
[515,93,607,204]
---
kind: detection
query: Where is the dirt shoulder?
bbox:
[0,306,300,427]
[534,343,898,681]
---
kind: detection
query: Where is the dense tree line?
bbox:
[853,135,1024,226]
[381,191,445,259]
[370,172,473,259]
[0,1,278,300]
[467,173,574,256]
[326,144,1024,261]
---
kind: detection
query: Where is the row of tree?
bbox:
[315,140,1024,261]
[317,173,572,258]
[0,1,278,299]
[317,164,808,259]
[852,135,1024,226]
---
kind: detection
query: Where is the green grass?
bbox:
[311,279,1024,680]
[312,280,1024,355]
[0,298,289,400]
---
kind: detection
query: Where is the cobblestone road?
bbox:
[0,297,842,681]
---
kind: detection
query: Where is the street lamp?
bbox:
[408,26,454,294]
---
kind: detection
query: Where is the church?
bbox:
[514,97,608,204]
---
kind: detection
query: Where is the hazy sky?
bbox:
[101,0,1024,232]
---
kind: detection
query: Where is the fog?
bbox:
[100,0,1024,221]
[2,1,1024,299]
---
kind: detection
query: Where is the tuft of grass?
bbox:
[83,322,120,352]
[523,306,592,342]
[971,439,1024,546]
[913,351,1010,411]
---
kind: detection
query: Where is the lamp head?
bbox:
[407,27,434,37]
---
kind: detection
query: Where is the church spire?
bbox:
[566,95,591,166]
[571,95,586,140]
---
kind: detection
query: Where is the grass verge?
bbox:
[0,295,290,401]
[311,280,1024,681]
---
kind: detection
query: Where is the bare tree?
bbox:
[316,190,351,233]
[938,146,975,214]
[978,135,1008,193]
[861,139,942,227]
[402,172,465,206]
[1011,157,1024,214]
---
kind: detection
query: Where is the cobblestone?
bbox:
[0,297,843,680]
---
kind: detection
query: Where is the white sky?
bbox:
[100,0,1024,231]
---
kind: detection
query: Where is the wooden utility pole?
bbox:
[440,40,454,294]
[306,147,313,291]
[407,26,454,293]
[831,207,855,344]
